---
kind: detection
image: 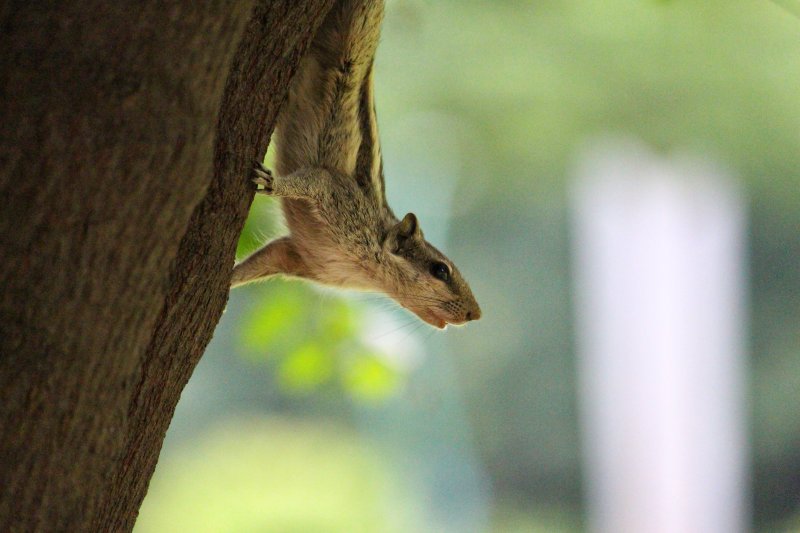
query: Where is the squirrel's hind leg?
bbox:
[230,236,309,287]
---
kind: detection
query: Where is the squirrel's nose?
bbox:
[465,307,482,322]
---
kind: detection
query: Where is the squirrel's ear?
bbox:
[385,213,423,253]
[397,213,421,239]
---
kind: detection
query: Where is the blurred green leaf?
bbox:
[278,343,334,392]
[240,285,308,355]
[343,355,399,402]
[235,195,280,259]
[320,298,359,342]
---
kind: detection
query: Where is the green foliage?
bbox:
[278,342,335,391]
[235,194,279,260]
[235,257,401,400]
[769,0,800,19]
[343,354,400,403]
[135,418,578,533]
[135,418,394,533]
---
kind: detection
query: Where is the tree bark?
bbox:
[0,1,335,530]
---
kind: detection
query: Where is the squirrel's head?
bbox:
[380,213,481,329]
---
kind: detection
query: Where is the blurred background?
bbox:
[135,1,800,531]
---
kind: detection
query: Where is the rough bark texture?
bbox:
[0,1,335,531]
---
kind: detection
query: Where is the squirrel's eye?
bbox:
[430,262,451,282]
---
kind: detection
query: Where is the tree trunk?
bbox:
[0,1,335,530]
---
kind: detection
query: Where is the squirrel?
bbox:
[231,0,481,329]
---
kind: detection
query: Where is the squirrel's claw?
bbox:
[252,162,274,194]
[253,161,272,174]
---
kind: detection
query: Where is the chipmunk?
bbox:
[231,0,481,329]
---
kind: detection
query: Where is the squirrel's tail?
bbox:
[311,0,385,73]
[282,0,385,174]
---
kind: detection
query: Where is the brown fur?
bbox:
[231,0,481,328]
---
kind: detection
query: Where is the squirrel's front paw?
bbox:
[252,162,274,194]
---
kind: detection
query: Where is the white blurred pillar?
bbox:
[570,141,749,533]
